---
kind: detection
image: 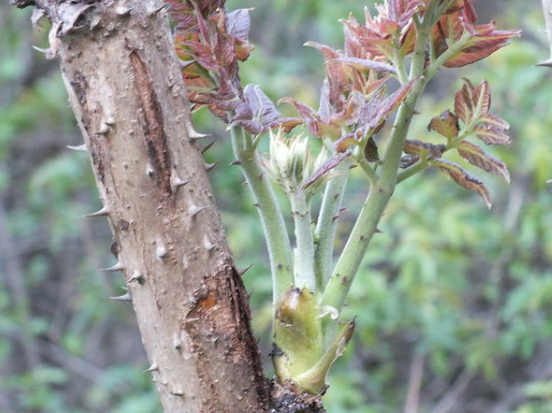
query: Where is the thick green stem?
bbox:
[231,127,293,301]
[320,15,435,315]
[290,191,316,292]
[314,159,351,291]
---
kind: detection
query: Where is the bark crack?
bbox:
[130,50,173,197]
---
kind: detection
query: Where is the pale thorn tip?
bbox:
[126,272,144,284]
[67,144,88,152]
[238,263,253,276]
[110,292,132,301]
[147,3,166,15]
[187,124,209,139]
[189,205,207,217]
[84,206,109,218]
[115,4,132,15]
[96,123,109,135]
[156,243,168,259]
[203,236,215,252]
[170,173,191,192]
[204,161,217,172]
[143,362,159,373]
[32,45,54,59]
[101,262,124,272]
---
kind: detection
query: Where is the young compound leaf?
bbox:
[454,79,490,127]
[457,141,510,183]
[475,114,511,145]
[428,109,460,141]
[432,158,492,208]
[404,139,446,159]
[332,57,398,75]
[230,85,281,134]
[302,151,351,189]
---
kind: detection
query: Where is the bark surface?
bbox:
[15,0,269,412]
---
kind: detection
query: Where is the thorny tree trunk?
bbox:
[12,0,326,412]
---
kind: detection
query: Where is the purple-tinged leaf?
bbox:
[302,151,351,189]
[332,57,398,75]
[403,139,446,159]
[226,9,252,41]
[474,125,511,145]
[454,78,475,124]
[230,85,281,134]
[479,114,509,131]
[432,158,492,208]
[428,109,460,141]
[334,133,357,153]
[359,77,419,130]
[457,141,510,183]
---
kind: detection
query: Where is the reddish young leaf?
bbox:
[474,125,511,145]
[302,151,351,189]
[457,141,510,183]
[428,109,460,141]
[332,57,398,75]
[479,114,509,131]
[359,77,419,130]
[432,158,492,208]
[454,78,490,126]
[230,85,281,135]
[403,139,445,159]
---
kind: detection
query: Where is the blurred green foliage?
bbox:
[1,1,552,413]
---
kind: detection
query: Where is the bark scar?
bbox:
[130,50,172,196]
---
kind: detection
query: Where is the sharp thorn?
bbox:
[148,3,167,15]
[230,160,241,166]
[115,5,132,15]
[32,45,55,59]
[339,207,347,213]
[349,164,358,170]
[95,123,109,135]
[110,292,131,301]
[332,215,339,223]
[143,362,159,373]
[32,45,49,54]
[85,206,109,217]
[127,271,145,284]
[200,140,216,154]
[375,228,382,233]
[101,262,124,272]
[188,127,209,139]
[253,203,260,208]
[179,59,196,69]
[156,243,168,259]
[203,236,215,251]
[204,161,217,172]
[104,115,115,126]
[170,173,191,192]
[238,263,253,276]
[189,205,207,217]
[241,180,248,186]
[67,144,88,152]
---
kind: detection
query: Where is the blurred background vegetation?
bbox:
[1,1,551,412]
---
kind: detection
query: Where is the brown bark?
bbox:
[15,0,269,412]
[11,0,330,411]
